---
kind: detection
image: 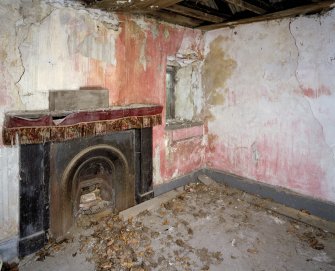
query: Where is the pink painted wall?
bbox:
[0,1,205,241]
[203,10,335,203]
[1,0,334,245]
[79,16,206,183]
[0,2,205,185]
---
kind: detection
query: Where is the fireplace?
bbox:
[50,131,135,239]
[3,104,162,257]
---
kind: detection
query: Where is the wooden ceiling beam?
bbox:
[199,0,335,31]
[182,1,233,18]
[148,0,184,9]
[253,0,272,10]
[164,4,226,23]
[131,0,184,10]
[133,0,160,9]
[224,0,266,14]
[92,0,148,10]
[93,0,184,11]
[149,10,204,27]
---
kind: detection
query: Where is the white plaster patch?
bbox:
[168,32,203,67]
[0,146,19,240]
[172,169,179,179]
[76,31,117,65]
[14,5,119,109]
[290,13,335,157]
[139,42,147,71]
[175,63,203,121]
[131,16,151,32]
[271,216,285,225]
[175,65,193,120]
[46,0,119,30]
[153,146,163,185]
[312,252,334,264]
[17,8,85,109]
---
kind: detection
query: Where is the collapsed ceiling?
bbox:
[80,0,335,30]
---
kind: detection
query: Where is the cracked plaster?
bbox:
[1,0,335,256]
[175,63,203,121]
[0,0,205,250]
[289,16,335,162]
[204,9,335,203]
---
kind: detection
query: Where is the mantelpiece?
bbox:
[3,104,162,145]
[2,104,162,257]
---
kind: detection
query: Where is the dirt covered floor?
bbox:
[20,181,335,271]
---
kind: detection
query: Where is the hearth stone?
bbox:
[19,128,153,258]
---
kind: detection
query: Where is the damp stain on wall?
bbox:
[202,36,237,107]
[203,12,335,203]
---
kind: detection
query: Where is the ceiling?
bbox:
[81,0,335,30]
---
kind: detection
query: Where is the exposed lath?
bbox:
[80,0,335,29]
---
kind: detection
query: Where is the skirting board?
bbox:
[203,168,335,222]
[154,168,335,222]
[153,170,202,196]
[0,236,18,263]
[2,168,334,262]
[19,231,46,258]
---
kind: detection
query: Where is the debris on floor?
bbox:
[20,182,335,271]
[0,262,19,271]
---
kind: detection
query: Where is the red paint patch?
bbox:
[68,16,204,182]
[161,136,205,180]
[153,125,205,182]
[171,125,203,141]
[206,130,326,200]
[302,85,331,98]
[92,18,204,183]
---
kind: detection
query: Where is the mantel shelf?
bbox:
[3,104,163,145]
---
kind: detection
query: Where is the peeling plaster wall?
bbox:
[0,0,204,245]
[175,63,203,121]
[204,9,335,203]
[0,147,19,241]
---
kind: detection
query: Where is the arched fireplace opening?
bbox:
[60,145,129,233]
[50,132,137,240]
[75,156,115,216]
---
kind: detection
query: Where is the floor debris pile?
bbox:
[34,238,73,262]
[286,221,328,250]
[78,183,225,271]
[0,262,19,271]
[20,182,335,271]
[78,215,156,270]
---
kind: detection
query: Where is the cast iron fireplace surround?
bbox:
[3,105,163,257]
[19,129,153,257]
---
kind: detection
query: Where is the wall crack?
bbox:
[289,19,335,163]
[15,7,56,86]
[288,19,300,87]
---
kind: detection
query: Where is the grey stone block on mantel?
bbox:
[49,87,109,111]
